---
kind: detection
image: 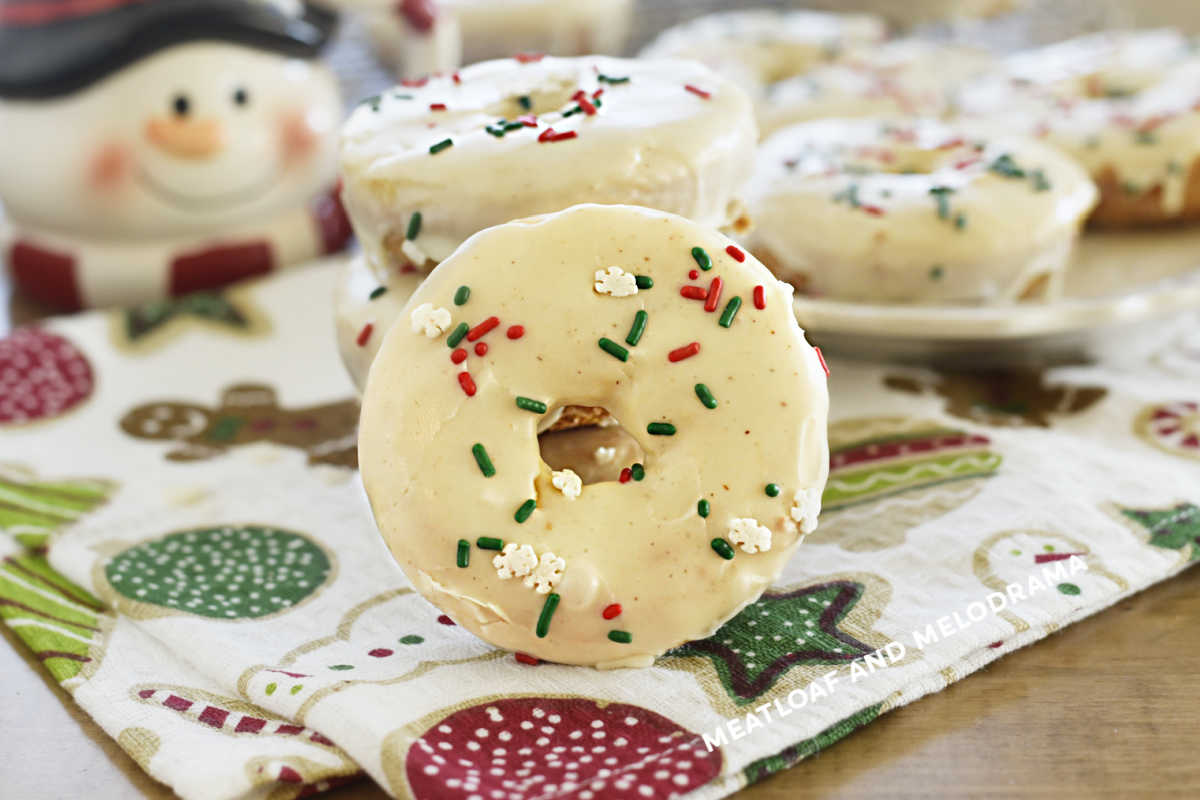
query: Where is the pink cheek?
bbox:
[88,142,132,192]
[280,112,318,167]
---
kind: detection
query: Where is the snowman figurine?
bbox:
[0,0,352,310]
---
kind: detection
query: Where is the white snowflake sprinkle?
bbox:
[593,266,638,297]
[410,302,452,337]
[493,543,537,580]
[523,551,565,593]
[551,468,582,500]
[401,238,430,267]
[728,518,772,554]
[790,486,822,534]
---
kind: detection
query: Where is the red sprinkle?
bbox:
[592,88,604,99]
[602,603,622,620]
[356,323,374,347]
[452,72,461,84]
[680,285,707,301]
[955,157,981,170]
[474,342,488,356]
[466,316,500,341]
[506,325,525,339]
[860,204,886,216]
[518,114,538,127]
[450,348,468,364]
[688,269,699,280]
[400,76,429,88]
[669,342,701,362]
[457,371,477,396]
[704,277,723,312]
[514,52,544,63]
[398,0,436,33]
[813,346,830,377]
[572,89,597,115]
[937,137,965,150]
[684,84,711,99]
[753,285,766,309]
[429,102,447,111]
[725,245,745,262]
[619,467,632,483]
[538,127,577,143]
[515,652,540,665]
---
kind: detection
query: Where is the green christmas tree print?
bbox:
[123,292,253,342]
[1121,503,1200,562]
[105,525,332,619]
[668,581,878,705]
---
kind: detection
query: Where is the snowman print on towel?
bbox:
[0,0,351,310]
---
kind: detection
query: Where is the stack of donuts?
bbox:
[332,7,1200,666]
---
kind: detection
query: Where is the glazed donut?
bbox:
[759,39,995,137]
[639,9,886,109]
[958,30,1200,227]
[358,204,830,667]
[358,0,462,79]
[743,118,1097,304]
[338,54,756,384]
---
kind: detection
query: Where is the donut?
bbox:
[639,9,886,112]
[957,30,1200,227]
[357,204,830,667]
[337,54,756,385]
[360,0,462,79]
[759,39,995,137]
[743,118,1097,304]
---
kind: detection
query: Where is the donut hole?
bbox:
[485,78,580,119]
[537,407,645,485]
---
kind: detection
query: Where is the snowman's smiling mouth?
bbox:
[136,166,277,211]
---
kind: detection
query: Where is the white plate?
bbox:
[793,227,1200,367]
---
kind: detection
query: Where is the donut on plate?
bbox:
[759,39,995,136]
[358,204,830,667]
[337,54,757,386]
[743,118,1097,304]
[958,30,1200,227]
[639,9,886,113]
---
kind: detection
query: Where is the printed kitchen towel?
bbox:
[2,259,1199,799]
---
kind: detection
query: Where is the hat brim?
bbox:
[0,0,339,99]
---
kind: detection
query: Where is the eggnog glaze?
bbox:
[339,55,757,285]
[358,204,830,667]
[744,118,1097,304]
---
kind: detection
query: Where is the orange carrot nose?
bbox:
[144,116,225,160]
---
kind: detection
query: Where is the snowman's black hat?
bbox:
[0,0,339,99]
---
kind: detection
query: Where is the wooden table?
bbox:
[4,284,1198,799]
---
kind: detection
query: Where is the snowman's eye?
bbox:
[233,87,250,107]
[172,94,190,117]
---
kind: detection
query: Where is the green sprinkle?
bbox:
[453,285,470,305]
[563,107,578,117]
[647,422,676,436]
[391,92,413,100]
[485,125,505,138]
[833,183,861,207]
[625,310,648,346]
[265,682,277,695]
[456,539,470,567]
[471,443,495,477]
[429,138,453,155]
[290,685,303,695]
[446,322,469,348]
[598,337,629,361]
[518,94,532,110]
[362,94,381,111]
[635,275,654,289]
[476,536,503,550]
[698,499,710,518]
[1134,130,1157,146]
[929,185,954,220]
[515,396,548,414]
[691,246,712,271]
[515,499,536,523]
[1030,169,1052,192]
[406,211,422,240]
[765,483,781,497]
[930,265,945,281]
[954,213,967,230]
[597,74,630,84]
[536,593,560,638]
[400,634,424,644]
[695,383,717,409]
[718,296,742,328]
[503,120,525,132]
[711,538,735,560]
[608,630,633,644]
[989,153,1025,178]
[369,286,388,300]
[631,463,645,481]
